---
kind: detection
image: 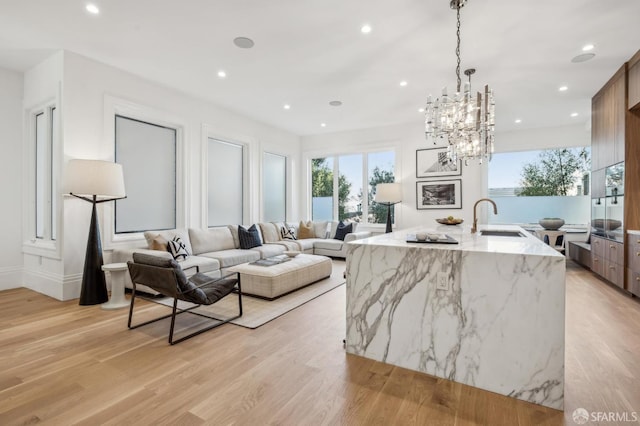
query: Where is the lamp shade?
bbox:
[375,183,402,203]
[64,159,126,199]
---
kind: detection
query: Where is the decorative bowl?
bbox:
[283,251,301,258]
[415,232,428,241]
[436,218,463,225]
[591,219,622,231]
[539,218,565,230]
[426,233,441,241]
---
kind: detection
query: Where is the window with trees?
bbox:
[311,150,395,224]
[487,147,591,224]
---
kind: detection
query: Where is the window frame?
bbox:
[262,151,288,223]
[23,99,62,259]
[200,123,252,228]
[102,95,187,250]
[306,147,398,226]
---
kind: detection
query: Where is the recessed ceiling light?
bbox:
[571,112,579,117]
[86,3,99,14]
[233,37,255,49]
[571,53,595,63]
[400,81,408,87]
[558,85,568,92]
[582,44,595,52]
[283,104,291,110]
[217,70,226,78]
[321,123,327,127]
[515,119,522,124]
[329,100,342,107]
[361,24,372,34]
[418,108,425,113]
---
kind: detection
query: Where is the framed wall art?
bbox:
[416,147,461,178]
[416,179,462,210]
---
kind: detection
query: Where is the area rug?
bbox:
[148,259,345,329]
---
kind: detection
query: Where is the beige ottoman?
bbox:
[229,254,332,299]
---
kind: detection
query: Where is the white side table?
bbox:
[101,263,130,310]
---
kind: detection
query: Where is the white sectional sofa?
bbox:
[113,221,371,294]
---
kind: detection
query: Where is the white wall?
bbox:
[301,122,590,232]
[0,67,24,290]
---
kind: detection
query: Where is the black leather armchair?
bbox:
[127,253,242,344]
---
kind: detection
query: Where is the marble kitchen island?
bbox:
[345,225,565,410]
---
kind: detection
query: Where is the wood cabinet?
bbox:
[591,65,626,171]
[629,51,640,110]
[590,235,624,288]
[627,234,640,296]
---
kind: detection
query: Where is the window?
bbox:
[208,139,244,226]
[311,150,395,224]
[263,152,286,222]
[33,105,59,242]
[115,115,177,233]
[487,147,591,224]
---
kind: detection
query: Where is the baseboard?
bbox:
[22,269,82,301]
[0,266,23,291]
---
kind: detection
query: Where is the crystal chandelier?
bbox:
[424,0,495,165]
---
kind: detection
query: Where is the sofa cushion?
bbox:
[298,221,315,239]
[314,239,344,251]
[200,249,260,268]
[239,225,262,249]
[273,240,300,251]
[259,223,280,243]
[189,227,235,255]
[251,244,285,259]
[333,222,353,241]
[168,237,190,260]
[149,234,169,252]
[330,221,358,237]
[313,221,329,239]
[295,238,321,251]
[228,224,264,249]
[178,255,220,274]
[144,228,193,255]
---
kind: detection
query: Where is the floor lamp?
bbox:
[374,183,402,233]
[65,160,126,305]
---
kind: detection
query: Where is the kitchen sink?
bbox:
[479,230,525,237]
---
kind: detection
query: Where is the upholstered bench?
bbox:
[229,254,332,299]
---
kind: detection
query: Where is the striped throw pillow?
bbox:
[168,237,190,260]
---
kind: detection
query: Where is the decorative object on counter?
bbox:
[374,183,403,233]
[406,233,458,244]
[423,0,495,165]
[417,180,462,210]
[591,218,622,231]
[539,218,565,230]
[64,159,126,305]
[436,216,463,225]
[471,198,497,233]
[416,147,461,178]
[415,232,428,241]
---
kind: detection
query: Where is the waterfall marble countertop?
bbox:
[345,224,566,410]
[351,224,564,257]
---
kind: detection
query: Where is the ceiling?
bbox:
[1,0,640,136]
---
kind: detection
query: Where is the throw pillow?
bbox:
[168,237,190,260]
[333,221,353,241]
[239,224,262,249]
[280,225,297,240]
[150,234,169,252]
[312,221,329,239]
[298,221,315,239]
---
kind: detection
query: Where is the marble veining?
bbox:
[345,225,565,410]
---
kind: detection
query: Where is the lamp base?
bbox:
[385,203,393,233]
[79,201,108,305]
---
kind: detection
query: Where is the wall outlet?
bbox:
[436,272,449,291]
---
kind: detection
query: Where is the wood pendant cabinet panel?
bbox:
[629,52,640,110]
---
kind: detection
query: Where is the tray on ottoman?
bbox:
[229,254,332,300]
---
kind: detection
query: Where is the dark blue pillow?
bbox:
[333,221,353,241]
[239,224,262,249]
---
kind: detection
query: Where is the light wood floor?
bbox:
[0,260,639,425]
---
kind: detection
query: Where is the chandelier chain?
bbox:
[455,5,461,92]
